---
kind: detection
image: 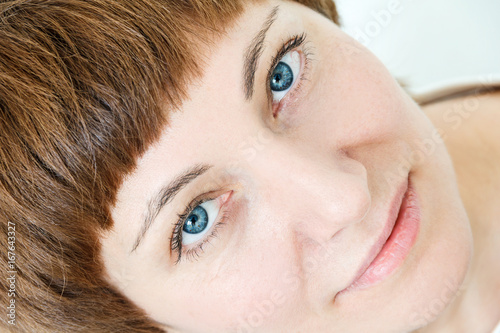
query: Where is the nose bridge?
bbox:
[248,137,371,243]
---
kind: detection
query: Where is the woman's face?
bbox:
[100,1,472,332]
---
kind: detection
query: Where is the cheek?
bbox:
[303,32,423,153]
[152,239,305,332]
[207,240,305,331]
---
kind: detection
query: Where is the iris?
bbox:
[183,206,208,234]
[271,62,294,92]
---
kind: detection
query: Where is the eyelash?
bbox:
[170,34,311,264]
[170,195,229,264]
[266,32,311,115]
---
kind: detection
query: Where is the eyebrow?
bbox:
[131,164,212,253]
[243,5,280,100]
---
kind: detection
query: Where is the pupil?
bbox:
[183,205,208,234]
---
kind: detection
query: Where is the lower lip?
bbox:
[342,182,421,293]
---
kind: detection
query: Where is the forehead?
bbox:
[177,1,306,115]
[106,3,257,220]
[107,0,317,245]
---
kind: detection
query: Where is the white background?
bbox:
[334,0,500,101]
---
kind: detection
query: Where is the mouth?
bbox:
[339,174,421,294]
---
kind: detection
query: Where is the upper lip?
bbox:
[344,176,409,290]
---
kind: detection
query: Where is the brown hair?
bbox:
[0,0,338,331]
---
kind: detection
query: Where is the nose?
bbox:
[246,137,371,244]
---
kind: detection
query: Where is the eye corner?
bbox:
[216,190,233,206]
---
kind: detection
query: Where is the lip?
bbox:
[339,175,420,295]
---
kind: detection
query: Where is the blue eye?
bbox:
[271,62,293,92]
[270,50,301,103]
[181,199,221,245]
[183,206,208,234]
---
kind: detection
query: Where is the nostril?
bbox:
[338,149,369,179]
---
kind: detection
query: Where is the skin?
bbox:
[99,1,499,332]
[417,91,500,333]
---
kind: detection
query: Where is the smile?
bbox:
[340,175,421,294]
